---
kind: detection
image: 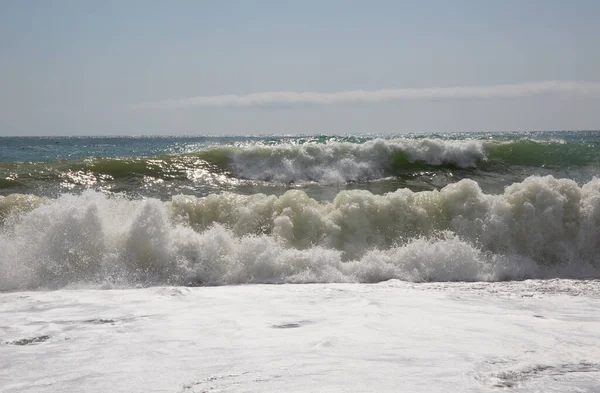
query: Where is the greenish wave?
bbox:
[1,139,599,190]
[486,140,599,167]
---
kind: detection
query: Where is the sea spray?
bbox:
[2,175,600,290]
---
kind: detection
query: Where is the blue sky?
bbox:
[1,0,599,136]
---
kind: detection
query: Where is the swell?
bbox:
[2,175,600,290]
[1,139,598,189]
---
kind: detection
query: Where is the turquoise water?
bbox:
[3,131,599,163]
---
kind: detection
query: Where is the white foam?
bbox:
[213,138,488,183]
[3,281,600,392]
[2,175,600,290]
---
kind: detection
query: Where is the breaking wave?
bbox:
[2,175,600,290]
[1,138,598,189]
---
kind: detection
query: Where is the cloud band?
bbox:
[137,81,600,109]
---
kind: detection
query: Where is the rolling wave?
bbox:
[1,139,598,190]
[2,175,600,290]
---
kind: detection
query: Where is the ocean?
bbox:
[2,131,600,289]
[2,131,600,392]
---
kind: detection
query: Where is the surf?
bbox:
[2,138,599,194]
[2,175,600,290]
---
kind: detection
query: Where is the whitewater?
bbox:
[2,132,600,392]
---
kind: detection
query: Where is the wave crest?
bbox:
[207,138,487,183]
[2,139,598,190]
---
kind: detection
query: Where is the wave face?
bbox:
[210,138,600,183]
[2,136,600,199]
[206,138,488,183]
[2,175,600,290]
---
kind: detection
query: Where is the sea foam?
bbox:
[215,138,487,183]
[2,175,600,290]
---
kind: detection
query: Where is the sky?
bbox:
[1,0,600,136]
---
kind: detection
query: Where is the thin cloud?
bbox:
[136,81,600,109]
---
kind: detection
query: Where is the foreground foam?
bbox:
[2,175,600,290]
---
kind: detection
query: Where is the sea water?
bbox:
[2,132,600,392]
[2,131,600,290]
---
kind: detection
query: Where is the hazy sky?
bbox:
[1,0,600,136]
